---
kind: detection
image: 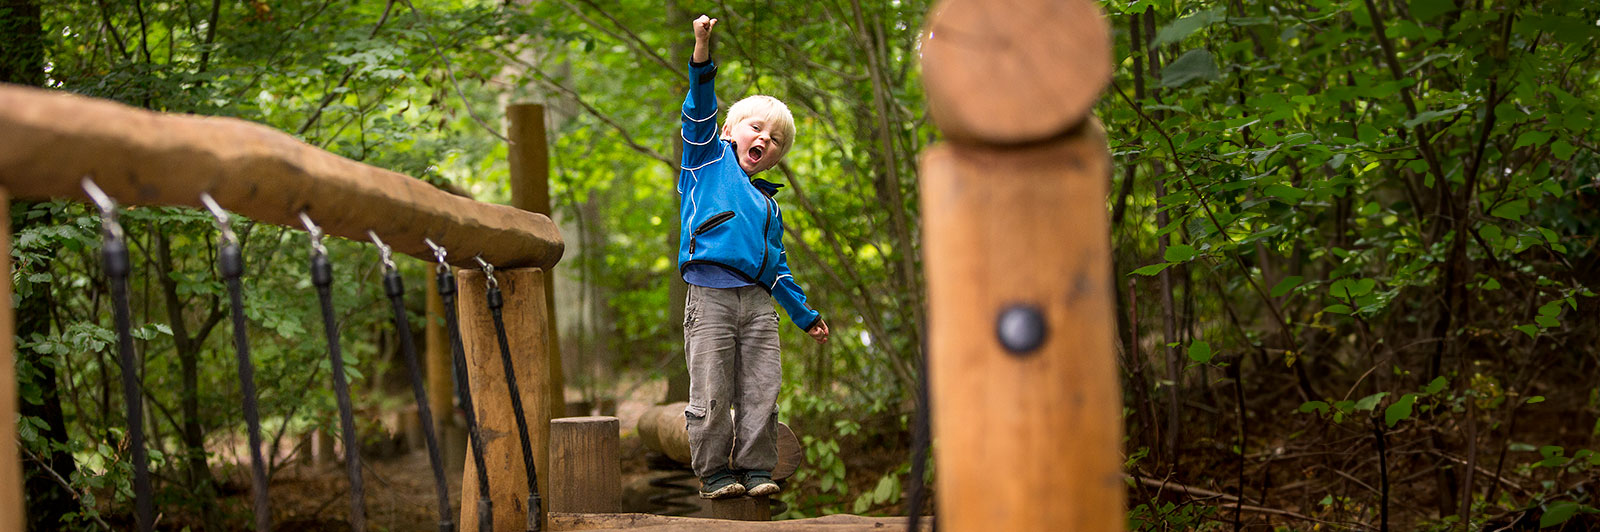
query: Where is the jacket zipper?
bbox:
[689,210,736,254]
[752,196,774,281]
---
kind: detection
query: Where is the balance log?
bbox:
[550,416,621,513]
[636,402,803,481]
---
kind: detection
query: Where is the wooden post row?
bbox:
[1,190,23,532]
[507,103,567,422]
[919,1,1121,531]
[456,267,552,532]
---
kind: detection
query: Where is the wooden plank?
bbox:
[508,102,567,421]
[920,123,1122,531]
[550,513,928,531]
[0,84,562,269]
[425,272,453,434]
[549,416,621,513]
[458,267,553,531]
[0,189,23,532]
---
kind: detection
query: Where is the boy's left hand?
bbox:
[807,318,830,344]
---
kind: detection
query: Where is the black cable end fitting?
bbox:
[438,520,455,532]
[103,238,131,278]
[487,286,504,310]
[311,252,333,287]
[996,304,1048,356]
[220,243,244,279]
[384,270,405,298]
[438,272,457,297]
[478,500,494,532]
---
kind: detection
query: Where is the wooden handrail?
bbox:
[0,83,563,269]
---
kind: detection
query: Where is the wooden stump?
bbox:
[694,496,771,521]
[457,267,552,531]
[550,416,621,513]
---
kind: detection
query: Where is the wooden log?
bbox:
[919,2,1121,530]
[919,0,1112,145]
[458,267,553,531]
[634,403,803,481]
[549,416,621,513]
[508,102,567,422]
[0,84,562,269]
[0,189,22,532]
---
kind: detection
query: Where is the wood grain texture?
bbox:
[424,281,453,434]
[634,403,803,481]
[550,513,929,531]
[457,267,553,531]
[920,0,1112,145]
[550,416,621,513]
[0,84,562,269]
[0,190,22,532]
[919,121,1123,532]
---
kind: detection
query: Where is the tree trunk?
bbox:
[663,0,691,404]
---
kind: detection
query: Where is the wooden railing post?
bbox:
[919,0,1121,531]
[456,267,552,531]
[508,103,566,422]
[1,190,23,532]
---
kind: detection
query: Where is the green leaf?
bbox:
[1423,377,1448,395]
[1299,400,1329,415]
[1409,0,1454,21]
[873,474,897,504]
[1330,278,1376,299]
[1271,276,1305,298]
[1402,104,1468,129]
[1514,324,1538,338]
[1131,263,1174,276]
[1514,130,1552,150]
[1354,392,1388,412]
[1541,501,1580,528]
[1323,304,1353,314]
[1164,244,1199,262]
[1159,49,1220,89]
[1527,396,1546,404]
[1491,199,1529,220]
[1535,315,1560,328]
[1551,140,1576,160]
[1188,341,1214,363]
[1385,393,1416,427]
[1151,8,1226,47]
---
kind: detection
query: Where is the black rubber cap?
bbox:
[311,253,333,287]
[437,272,456,297]
[102,238,130,278]
[384,270,404,298]
[996,304,1048,356]
[220,243,244,279]
[486,286,503,310]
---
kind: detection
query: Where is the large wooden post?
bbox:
[508,103,566,421]
[457,267,552,531]
[919,1,1121,531]
[0,190,23,532]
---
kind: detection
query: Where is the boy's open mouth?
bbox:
[747,145,764,165]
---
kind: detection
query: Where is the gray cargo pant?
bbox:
[683,284,782,479]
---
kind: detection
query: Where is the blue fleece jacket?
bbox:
[677,60,821,331]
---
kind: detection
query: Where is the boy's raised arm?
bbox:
[680,14,722,183]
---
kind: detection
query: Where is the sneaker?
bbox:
[699,471,746,499]
[743,471,780,497]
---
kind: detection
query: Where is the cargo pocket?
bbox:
[683,289,699,328]
[684,403,708,432]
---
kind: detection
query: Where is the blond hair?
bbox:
[725,95,796,155]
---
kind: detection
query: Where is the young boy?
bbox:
[677,14,830,499]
